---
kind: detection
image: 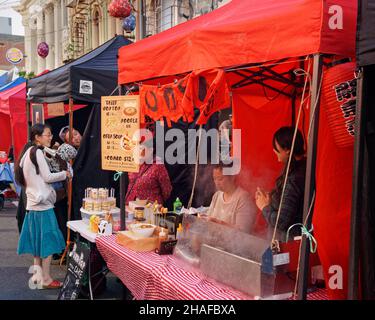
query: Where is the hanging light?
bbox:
[37,42,49,58]
[321,61,356,148]
[108,0,132,18]
[122,14,136,32]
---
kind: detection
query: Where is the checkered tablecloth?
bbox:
[96,235,328,300]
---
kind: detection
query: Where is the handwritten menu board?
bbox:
[58,241,89,300]
[101,95,140,173]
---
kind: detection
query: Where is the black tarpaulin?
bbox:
[72,104,119,220]
[357,0,375,66]
[28,36,132,103]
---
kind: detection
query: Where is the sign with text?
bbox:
[47,102,65,117]
[58,241,90,300]
[101,95,140,172]
[31,104,45,125]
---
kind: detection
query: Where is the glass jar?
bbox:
[134,206,145,221]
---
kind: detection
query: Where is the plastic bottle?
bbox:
[176,223,183,240]
[173,197,183,214]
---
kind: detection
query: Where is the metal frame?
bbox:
[119,85,128,231]
[228,59,305,98]
[297,54,323,300]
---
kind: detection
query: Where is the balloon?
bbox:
[108,0,132,18]
[122,14,136,32]
[37,42,49,58]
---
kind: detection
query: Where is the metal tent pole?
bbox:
[119,85,128,231]
[60,96,74,265]
[348,67,368,299]
[297,54,323,300]
[26,80,31,139]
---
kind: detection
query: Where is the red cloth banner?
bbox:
[321,61,357,148]
[185,69,230,125]
[139,75,190,125]
[139,69,230,125]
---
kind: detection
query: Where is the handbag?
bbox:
[55,181,67,202]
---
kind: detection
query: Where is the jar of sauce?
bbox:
[134,206,145,221]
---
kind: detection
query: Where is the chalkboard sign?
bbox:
[58,241,90,300]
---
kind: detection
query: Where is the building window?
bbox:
[63,0,68,27]
[92,7,101,48]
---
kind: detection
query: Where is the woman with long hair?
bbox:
[15,124,71,289]
[255,126,307,241]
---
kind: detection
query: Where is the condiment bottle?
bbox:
[158,229,168,250]
[176,223,183,240]
[173,197,183,214]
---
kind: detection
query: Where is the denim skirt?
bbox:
[17,208,66,259]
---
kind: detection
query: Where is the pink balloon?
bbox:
[37,42,49,58]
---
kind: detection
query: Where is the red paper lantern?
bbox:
[321,61,357,148]
[108,0,132,18]
[37,42,49,58]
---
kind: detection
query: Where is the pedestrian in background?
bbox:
[15,124,71,289]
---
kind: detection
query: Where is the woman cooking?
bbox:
[125,137,172,206]
[206,162,256,234]
[255,126,307,241]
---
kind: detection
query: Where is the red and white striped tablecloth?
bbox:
[96,235,166,299]
[96,235,328,300]
[96,235,251,300]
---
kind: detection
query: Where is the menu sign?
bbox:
[101,95,140,172]
[58,241,89,300]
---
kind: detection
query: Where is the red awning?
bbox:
[118,0,357,84]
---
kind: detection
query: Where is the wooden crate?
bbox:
[116,227,167,252]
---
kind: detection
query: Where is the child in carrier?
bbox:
[44,143,77,201]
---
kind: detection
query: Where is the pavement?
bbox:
[0,201,124,300]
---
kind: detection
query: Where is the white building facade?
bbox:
[16,0,230,74]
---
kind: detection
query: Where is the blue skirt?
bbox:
[17,208,66,259]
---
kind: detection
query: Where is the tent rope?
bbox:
[270,57,312,251]
[290,59,324,298]
[292,191,316,299]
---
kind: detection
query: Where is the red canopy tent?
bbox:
[0,83,27,160]
[0,83,86,160]
[118,0,356,84]
[117,0,357,300]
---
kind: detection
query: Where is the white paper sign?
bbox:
[79,80,93,94]
[273,253,290,266]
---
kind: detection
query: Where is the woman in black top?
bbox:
[255,127,306,241]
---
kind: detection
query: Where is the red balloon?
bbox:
[37,42,49,58]
[108,0,132,18]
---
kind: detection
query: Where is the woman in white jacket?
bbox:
[15,124,71,289]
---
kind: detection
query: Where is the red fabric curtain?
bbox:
[232,90,295,235]
[0,113,11,154]
[313,95,353,300]
[9,90,28,160]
